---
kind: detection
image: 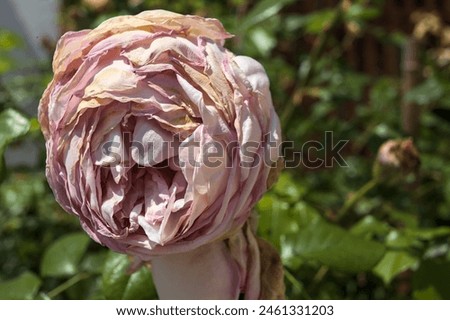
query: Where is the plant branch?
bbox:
[46,273,90,299]
[284,268,311,299]
[280,7,343,129]
[336,178,379,220]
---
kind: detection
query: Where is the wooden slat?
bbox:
[443,0,450,22]
[383,45,399,75]
[363,35,378,75]
[296,0,446,78]
[401,37,421,136]
[345,38,359,70]
[384,0,400,75]
[424,0,436,10]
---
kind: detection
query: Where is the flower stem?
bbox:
[284,269,311,299]
[336,178,379,220]
[280,6,343,128]
[47,273,90,299]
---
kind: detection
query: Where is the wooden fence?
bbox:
[294,0,450,76]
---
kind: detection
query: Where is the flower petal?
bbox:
[151,240,240,299]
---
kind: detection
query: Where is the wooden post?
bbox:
[384,0,400,75]
[401,37,421,137]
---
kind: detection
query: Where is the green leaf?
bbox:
[239,0,296,31]
[41,233,91,277]
[249,28,276,57]
[284,15,310,32]
[0,272,41,299]
[350,215,391,239]
[0,54,14,74]
[405,77,445,106]
[102,252,156,300]
[0,29,22,51]
[423,244,449,259]
[284,204,386,272]
[413,260,450,299]
[272,171,306,202]
[388,209,418,229]
[123,264,155,300]
[408,227,450,241]
[304,9,337,34]
[80,251,108,274]
[413,286,441,300]
[344,4,380,22]
[66,275,103,300]
[373,251,418,285]
[385,230,421,249]
[0,173,46,218]
[369,77,399,111]
[0,109,30,174]
[0,108,29,136]
[0,108,30,151]
[0,29,22,74]
[256,192,294,250]
[28,118,41,134]
[0,108,30,179]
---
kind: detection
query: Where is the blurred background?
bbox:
[0,0,449,299]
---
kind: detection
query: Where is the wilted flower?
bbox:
[374,138,420,183]
[39,10,282,299]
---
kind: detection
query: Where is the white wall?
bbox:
[0,0,59,168]
[0,0,59,59]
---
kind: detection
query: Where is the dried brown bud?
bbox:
[374,138,420,182]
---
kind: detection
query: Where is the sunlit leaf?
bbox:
[423,243,449,260]
[272,171,306,202]
[249,28,276,57]
[304,9,337,34]
[284,15,310,32]
[240,0,296,31]
[283,204,386,272]
[0,173,46,219]
[0,271,41,299]
[373,251,418,285]
[0,29,21,74]
[0,108,30,151]
[409,227,450,241]
[41,233,91,277]
[350,215,391,239]
[413,286,442,299]
[28,118,41,134]
[0,108,30,180]
[0,54,14,74]
[102,252,156,300]
[256,192,294,250]
[0,29,22,51]
[80,251,109,274]
[385,230,421,249]
[344,4,380,22]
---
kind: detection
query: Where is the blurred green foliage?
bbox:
[1,0,450,300]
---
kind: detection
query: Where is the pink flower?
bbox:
[39,10,282,299]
